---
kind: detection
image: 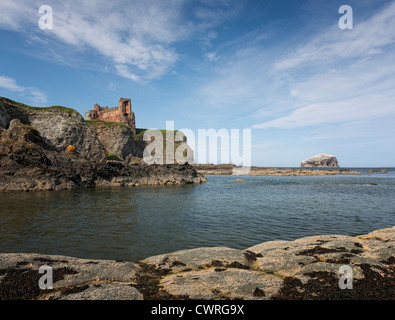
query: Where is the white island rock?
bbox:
[301,154,339,168]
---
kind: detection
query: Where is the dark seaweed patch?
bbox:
[296,246,348,256]
[32,257,69,264]
[131,262,189,300]
[381,256,395,265]
[0,266,78,300]
[170,260,186,268]
[341,253,355,258]
[324,258,351,264]
[272,263,395,300]
[243,251,262,262]
[210,260,224,267]
[226,261,250,270]
[158,257,170,266]
[252,287,265,297]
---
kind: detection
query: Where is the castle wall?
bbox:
[85,98,136,135]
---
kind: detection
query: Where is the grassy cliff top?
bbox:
[85,119,131,129]
[0,96,81,115]
[135,128,184,139]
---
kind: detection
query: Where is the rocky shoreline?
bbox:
[194,164,361,176]
[0,118,206,192]
[0,97,206,192]
[1,226,393,300]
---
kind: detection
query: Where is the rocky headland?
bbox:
[0,97,206,192]
[0,226,394,300]
[194,164,361,176]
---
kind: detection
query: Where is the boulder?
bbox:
[301,153,339,168]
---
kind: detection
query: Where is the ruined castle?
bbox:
[85,98,136,135]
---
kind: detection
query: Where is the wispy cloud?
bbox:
[253,94,395,129]
[252,1,395,130]
[204,52,220,61]
[274,2,395,71]
[0,0,242,82]
[0,75,48,106]
[0,76,24,92]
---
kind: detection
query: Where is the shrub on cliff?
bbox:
[66,145,76,154]
[107,153,123,161]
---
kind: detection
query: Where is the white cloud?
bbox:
[0,0,36,31]
[200,31,217,48]
[29,88,48,105]
[0,75,48,106]
[204,52,220,61]
[0,76,24,92]
[0,0,242,82]
[253,94,395,129]
[115,65,140,82]
[253,2,395,130]
[275,2,395,71]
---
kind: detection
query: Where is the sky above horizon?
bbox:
[0,0,394,167]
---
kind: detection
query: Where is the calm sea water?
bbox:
[1,168,395,262]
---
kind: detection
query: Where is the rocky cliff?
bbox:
[301,154,340,168]
[0,226,393,300]
[0,97,206,191]
[0,97,107,161]
[85,120,143,160]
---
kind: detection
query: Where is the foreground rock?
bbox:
[0,253,141,300]
[194,164,360,176]
[1,226,394,300]
[301,154,339,168]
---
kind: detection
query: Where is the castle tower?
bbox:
[84,98,136,135]
[118,98,135,134]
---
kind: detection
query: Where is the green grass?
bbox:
[107,153,123,161]
[135,128,185,141]
[85,120,131,129]
[0,96,81,115]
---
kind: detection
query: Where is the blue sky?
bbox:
[0,0,394,167]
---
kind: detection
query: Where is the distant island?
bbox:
[194,164,361,176]
[301,154,339,168]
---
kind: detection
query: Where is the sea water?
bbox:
[1,168,394,262]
